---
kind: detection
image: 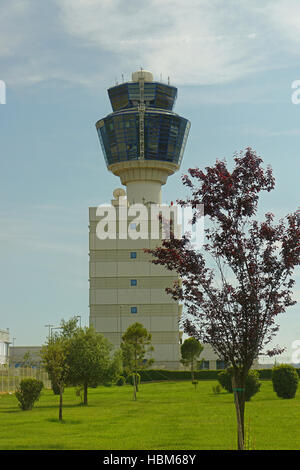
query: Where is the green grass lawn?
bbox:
[0,380,299,450]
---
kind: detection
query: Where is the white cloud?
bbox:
[236,125,300,137]
[2,0,300,88]
[0,1,31,58]
[57,0,271,85]
[265,0,300,46]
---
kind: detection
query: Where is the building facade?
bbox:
[9,346,42,367]
[0,329,10,365]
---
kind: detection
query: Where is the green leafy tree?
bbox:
[121,322,154,401]
[40,336,69,421]
[65,326,122,405]
[22,351,35,368]
[60,316,80,338]
[180,337,203,380]
[44,317,79,396]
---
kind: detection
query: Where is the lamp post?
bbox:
[45,324,54,341]
[12,337,16,390]
[12,337,16,366]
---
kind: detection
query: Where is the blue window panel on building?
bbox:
[198,361,210,370]
[216,360,226,370]
[130,252,137,259]
[130,279,137,286]
[131,307,138,314]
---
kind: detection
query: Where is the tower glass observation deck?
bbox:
[96,71,190,167]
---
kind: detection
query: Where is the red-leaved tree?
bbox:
[146,148,300,450]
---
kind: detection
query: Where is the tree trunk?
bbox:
[191,360,194,381]
[232,370,246,450]
[83,382,88,405]
[133,373,137,401]
[133,343,138,399]
[59,386,63,421]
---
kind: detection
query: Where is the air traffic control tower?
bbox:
[89,70,190,369]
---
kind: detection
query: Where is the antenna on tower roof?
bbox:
[168,76,170,85]
[122,73,124,82]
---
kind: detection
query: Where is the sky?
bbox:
[0,0,299,363]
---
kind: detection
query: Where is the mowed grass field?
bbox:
[0,380,300,450]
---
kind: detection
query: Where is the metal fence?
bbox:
[0,365,51,393]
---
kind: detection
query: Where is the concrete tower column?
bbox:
[108,160,179,204]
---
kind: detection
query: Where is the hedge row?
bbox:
[137,369,220,382]
[136,368,300,382]
[256,369,300,380]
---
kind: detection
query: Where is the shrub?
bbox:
[217,369,261,401]
[272,364,299,399]
[217,370,233,393]
[244,370,261,401]
[90,381,99,388]
[103,381,113,387]
[257,369,272,380]
[15,378,43,411]
[212,384,222,395]
[116,375,126,386]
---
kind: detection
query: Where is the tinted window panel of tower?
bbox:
[114,115,123,128]
[154,84,176,110]
[124,118,136,129]
[127,145,138,160]
[106,119,116,140]
[97,127,110,165]
[124,116,137,136]
[128,83,140,105]
[167,144,175,157]
[122,115,138,160]
[143,83,156,105]
[114,96,128,111]
[178,122,190,166]
[115,133,125,144]
[147,142,158,159]
[145,115,159,159]
[117,142,126,153]
[108,84,129,111]
[110,144,118,163]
